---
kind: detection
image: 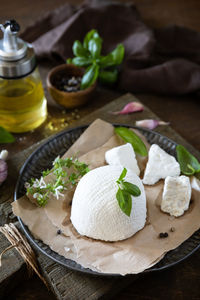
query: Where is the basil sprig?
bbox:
[115,127,148,157]
[0,126,15,143]
[176,145,200,176]
[116,168,141,217]
[67,29,125,90]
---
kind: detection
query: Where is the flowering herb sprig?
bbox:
[25,156,90,207]
[116,168,141,216]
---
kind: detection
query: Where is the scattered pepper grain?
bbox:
[159,232,168,238]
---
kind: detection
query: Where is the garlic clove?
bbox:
[111,102,144,115]
[0,159,8,184]
[0,150,8,161]
[136,119,169,130]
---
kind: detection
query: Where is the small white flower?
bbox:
[33,192,42,199]
[53,156,60,165]
[32,177,46,189]
[25,182,30,189]
[56,185,63,191]
[39,177,47,189]
[32,178,40,188]
[54,186,64,199]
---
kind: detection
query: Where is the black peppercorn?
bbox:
[54,75,82,92]
[57,229,62,235]
[159,232,168,238]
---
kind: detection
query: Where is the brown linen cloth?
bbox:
[21,0,200,95]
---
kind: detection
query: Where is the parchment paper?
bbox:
[12,119,200,275]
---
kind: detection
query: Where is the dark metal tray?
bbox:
[14,124,200,276]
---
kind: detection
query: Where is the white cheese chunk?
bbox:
[161,176,191,217]
[71,165,146,242]
[191,176,200,191]
[105,143,140,176]
[143,144,180,185]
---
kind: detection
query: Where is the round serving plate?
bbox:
[14,124,200,276]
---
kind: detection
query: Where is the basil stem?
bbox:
[117,167,127,182]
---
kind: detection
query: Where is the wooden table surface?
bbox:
[1,0,200,299]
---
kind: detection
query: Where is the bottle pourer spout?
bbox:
[0,20,20,53]
[0,20,27,61]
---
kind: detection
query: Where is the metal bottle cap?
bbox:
[0,20,36,78]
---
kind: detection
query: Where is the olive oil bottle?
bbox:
[0,20,47,132]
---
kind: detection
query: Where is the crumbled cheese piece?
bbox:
[71,165,146,242]
[64,247,71,252]
[143,144,180,185]
[105,143,140,176]
[190,176,200,191]
[161,176,191,217]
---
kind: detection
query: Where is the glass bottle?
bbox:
[0,20,47,133]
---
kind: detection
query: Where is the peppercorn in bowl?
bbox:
[47,64,96,109]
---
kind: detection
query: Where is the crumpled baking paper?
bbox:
[12,119,200,275]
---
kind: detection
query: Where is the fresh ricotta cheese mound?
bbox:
[143,144,180,185]
[161,176,191,217]
[70,165,146,241]
[105,143,140,176]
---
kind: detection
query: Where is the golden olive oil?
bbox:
[0,69,47,133]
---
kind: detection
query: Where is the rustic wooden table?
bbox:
[1,0,200,299]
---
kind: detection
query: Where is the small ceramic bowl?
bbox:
[47,64,96,109]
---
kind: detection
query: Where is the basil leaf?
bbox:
[88,37,102,58]
[176,145,200,175]
[110,44,125,65]
[115,127,148,157]
[66,58,72,64]
[99,54,113,68]
[72,57,92,67]
[117,167,127,183]
[72,40,89,57]
[99,69,118,84]
[116,188,132,217]
[83,29,99,49]
[81,63,99,90]
[0,126,15,143]
[122,181,141,197]
[100,44,125,68]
